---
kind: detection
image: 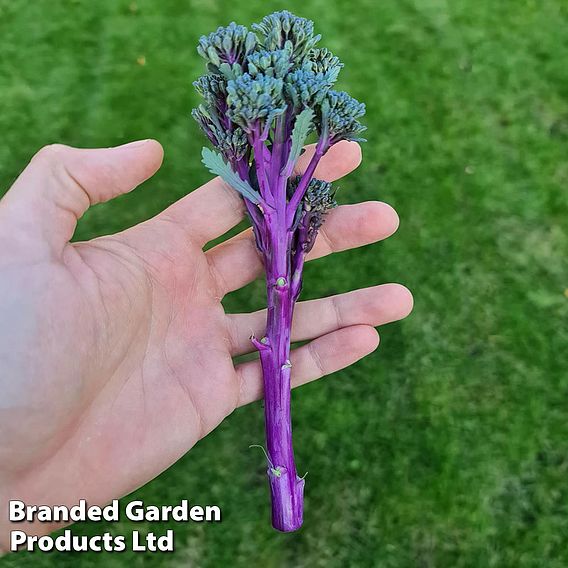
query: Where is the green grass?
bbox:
[1,0,568,566]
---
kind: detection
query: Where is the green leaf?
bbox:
[201,148,260,204]
[283,107,315,174]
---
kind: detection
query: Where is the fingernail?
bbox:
[118,139,151,149]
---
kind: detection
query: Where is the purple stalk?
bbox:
[259,224,303,531]
[247,127,330,531]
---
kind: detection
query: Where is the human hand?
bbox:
[0,139,412,544]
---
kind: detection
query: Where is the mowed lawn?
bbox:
[1,0,568,566]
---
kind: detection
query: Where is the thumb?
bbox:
[0,140,163,253]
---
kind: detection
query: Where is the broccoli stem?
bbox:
[259,216,305,532]
[252,134,328,532]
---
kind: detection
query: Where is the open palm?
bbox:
[0,139,412,542]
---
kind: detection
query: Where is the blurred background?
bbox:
[1,0,567,566]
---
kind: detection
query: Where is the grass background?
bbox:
[1,0,568,565]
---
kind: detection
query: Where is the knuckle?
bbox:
[331,294,343,328]
[224,315,240,355]
[318,226,334,254]
[32,144,90,214]
[206,253,229,298]
[308,341,326,376]
[33,144,70,164]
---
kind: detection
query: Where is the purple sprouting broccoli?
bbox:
[192,11,366,532]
